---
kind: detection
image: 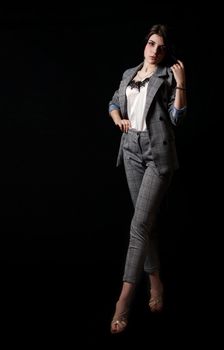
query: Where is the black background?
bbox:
[0,3,222,346]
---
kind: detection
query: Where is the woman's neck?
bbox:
[142,63,156,73]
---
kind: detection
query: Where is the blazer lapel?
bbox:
[142,66,168,120]
[119,64,142,116]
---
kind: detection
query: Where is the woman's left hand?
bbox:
[171,60,186,87]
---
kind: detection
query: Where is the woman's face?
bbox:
[144,34,166,65]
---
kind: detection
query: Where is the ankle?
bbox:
[149,272,163,292]
[116,298,130,312]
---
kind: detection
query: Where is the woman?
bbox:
[108,24,187,334]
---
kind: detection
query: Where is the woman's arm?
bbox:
[110,109,131,133]
[171,60,187,109]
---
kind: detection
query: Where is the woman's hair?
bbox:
[145,24,177,66]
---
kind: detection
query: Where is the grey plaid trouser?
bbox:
[122,129,172,284]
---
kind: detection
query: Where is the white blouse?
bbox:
[126,79,149,131]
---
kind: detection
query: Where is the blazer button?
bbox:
[159,116,163,121]
[163,140,167,145]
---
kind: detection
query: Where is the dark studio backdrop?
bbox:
[0,3,222,346]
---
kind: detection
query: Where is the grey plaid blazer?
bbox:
[109,63,186,175]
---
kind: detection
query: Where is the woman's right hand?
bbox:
[115,119,131,133]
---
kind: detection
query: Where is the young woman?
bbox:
[109,24,187,334]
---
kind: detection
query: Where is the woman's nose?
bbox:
[154,46,160,54]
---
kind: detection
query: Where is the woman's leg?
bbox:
[111,282,135,333]
[111,156,144,334]
[123,162,170,283]
[148,271,164,312]
[111,159,170,332]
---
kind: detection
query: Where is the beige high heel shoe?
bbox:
[110,301,129,334]
[149,288,164,312]
[111,311,128,334]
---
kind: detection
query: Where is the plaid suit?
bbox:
[109,63,186,283]
[110,63,186,174]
